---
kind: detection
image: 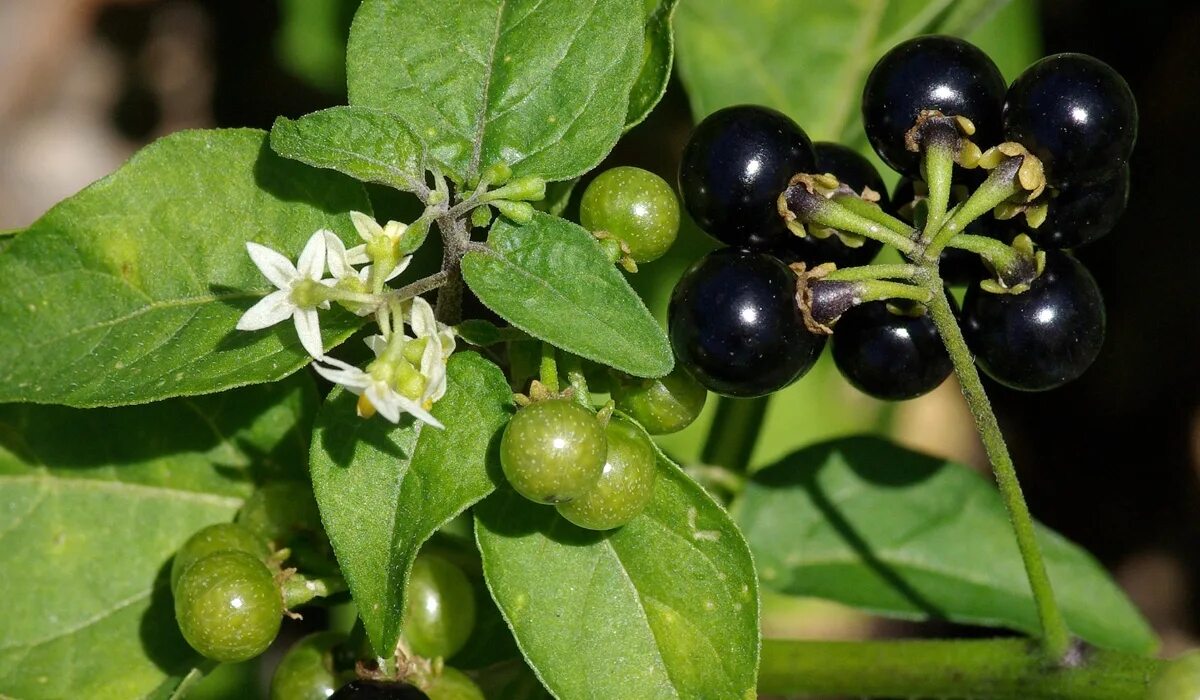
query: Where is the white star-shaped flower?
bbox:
[236,230,331,359]
[312,354,444,430]
[406,296,456,403]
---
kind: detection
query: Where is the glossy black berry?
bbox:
[678,105,816,249]
[775,142,885,268]
[862,36,1005,175]
[1003,53,1137,187]
[668,248,825,397]
[962,250,1105,391]
[1031,165,1129,249]
[330,680,430,700]
[832,300,952,401]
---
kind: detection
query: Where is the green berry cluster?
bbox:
[499,366,705,530]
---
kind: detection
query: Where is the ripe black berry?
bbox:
[1003,53,1137,187]
[330,680,430,699]
[775,142,885,268]
[1031,166,1129,249]
[962,250,1105,391]
[832,300,953,401]
[668,248,825,398]
[862,36,1005,175]
[678,105,816,249]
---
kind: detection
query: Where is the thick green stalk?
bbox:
[539,342,559,393]
[922,277,1072,659]
[759,639,1160,699]
[701,395,769,473]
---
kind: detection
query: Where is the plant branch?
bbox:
[759,638,1160,699]
[433,216,469,324]
[922,277,1073,659]
[925,156,1023,257]
[385,271,450,302]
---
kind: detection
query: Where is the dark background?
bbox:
[0,0,1195,664]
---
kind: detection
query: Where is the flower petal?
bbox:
[382,255,412,283]
[246,242,298,289]
[365,383,402,423]
[297,230,328,281]
[382,220,408,243]
[350,211,383,243]
[236,289,294,331]
[345,244,371,266]
[394,394,444,429]
[408,296,437,338]
[313,361,371,393]
[293,307,325,359]
[363,334,389,357]
[323,230,357,279]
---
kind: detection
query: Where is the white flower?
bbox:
[237,230,331,359]
[349,210,408,261]
[405,297,456,403]
[322,231,411,317]
[312,355,444,430]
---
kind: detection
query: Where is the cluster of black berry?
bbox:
[669,35,1136,399]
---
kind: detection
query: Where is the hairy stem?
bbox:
[385,271,450,303]
[944,233,1025,273]
[923,277,1073,659]
[823,263,922,282]
[434,217,468,324]
[856,279,932,304]
[759,638,1159,699]
[539,342,559,393]
[920,136,956,242]
[701,395,769,473]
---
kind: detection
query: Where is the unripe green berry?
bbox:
[611,368,707,435]
[403,554,476,660]
[557,416,657,530]
[500,399,607,504]
[270,632,351,700]
[174,550,282,662]
[580,166,680,263]
[1149,651,1200,700]
[423,667,484,700]
[170,522,270,590]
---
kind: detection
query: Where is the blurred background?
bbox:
[0,0,1195,695]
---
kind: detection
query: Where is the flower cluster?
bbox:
[236,212,450,429]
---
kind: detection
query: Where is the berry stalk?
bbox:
[758,638,1160,699]
[700,395,769,473]
[922,277,1073,660]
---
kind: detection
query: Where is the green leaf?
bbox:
[626,0,679,128]
[0,129,371,408]
[475,447,759,700]
[0,375,317,699]
[462,213,672,378]
[736,437,1157,654]
[675,0,1015,141]
[310,352,513,656]
[271,106,428,193]
[346,0,646,184]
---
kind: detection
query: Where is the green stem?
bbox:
[783,185,919,255]
[824,263,921,283]
[560,354,590,408]
[926,156,1023,258]
[832,195,916,239]
[759,638,1160,699]
[923,278,1072,659]
[857,279,932,304]
[920,137,956,243]
[539,342,559,393]
[944,233,1024,274]
[282,573,349,609]
[700,395,769,473]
